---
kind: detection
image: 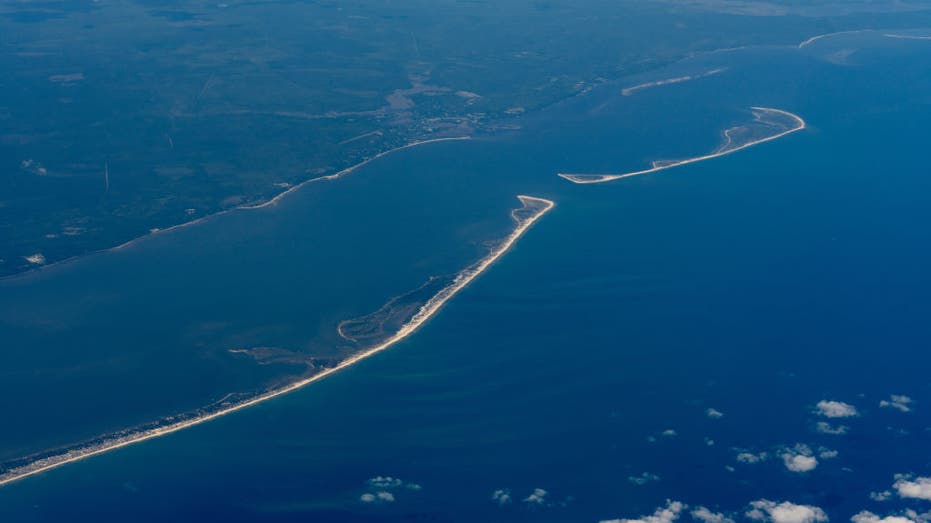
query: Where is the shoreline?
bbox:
[0,136,471,284]
[558,107,805,185]
[884,33,931,40]
[0,194,554,487]
[621,68,726,97]
[3,26,921,283]
[241,136,472,210]
[797,30,871,48]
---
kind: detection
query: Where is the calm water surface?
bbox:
[2,33,931,521]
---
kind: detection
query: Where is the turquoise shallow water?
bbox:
[3,33,931,521]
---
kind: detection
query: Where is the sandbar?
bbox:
[558,107,805,185]
[798,30,869,48]
[621,68,726,96]
[884,33,931,40]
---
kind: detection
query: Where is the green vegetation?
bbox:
[3,0,931,276]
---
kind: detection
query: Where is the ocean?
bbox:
[2,31,931,521]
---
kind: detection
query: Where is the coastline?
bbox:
[558,107,805,185]
[0,194,554,487]
[621,68,726,97]
[241,136,472,210]
[0,136,471,284]
[884,33,931,40]
[797,30,871,48]
[3,27,920,282]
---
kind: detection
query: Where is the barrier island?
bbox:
[0,195,554,487]
[558,107,805,185]
[621,68,726,96]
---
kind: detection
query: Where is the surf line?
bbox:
[1,136,471,282]
[0,195,554,487]
[558,107,805,185]
[797,30,870,48]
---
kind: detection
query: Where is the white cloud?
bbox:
[706,408,724,419]
[367,476,403,489]
[360,491,395,503]
[692,507,734,523]
[870,491,892,502]
[662,429,678,438]
[737,452,768,464]
[20,159,48,176]
[850,509,931,523]
[783,454,818,473]
[880,395,913,413]
[705,437,716,446]
[815,422,849,435]
[851,510,922,523]
[361,475,419,503]
[24,253,46,265]
[524,488,548,505]
[906,510,931,523]
[491,489,511,505]
[629,472,661,485]
[893,475,931,500]
[818,448,838,459]
[815,400,859,418]
[746,500,828,523]
[781,444,818,473]
[600,500,685,523]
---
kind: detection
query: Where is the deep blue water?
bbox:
[3,32,931,521]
